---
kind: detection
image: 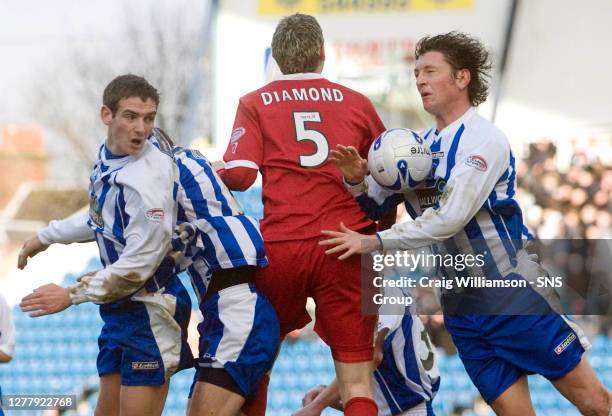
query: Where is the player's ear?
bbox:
[100,105,113,125]
[455,68,471,90]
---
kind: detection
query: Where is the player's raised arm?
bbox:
[330,144,403,221]
[320,137,509,257]
[378,137,509,251]
[18,211,94,269]
[329,144,369,184]
[69,171,175,304]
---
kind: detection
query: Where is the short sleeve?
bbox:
[223,98,264,170]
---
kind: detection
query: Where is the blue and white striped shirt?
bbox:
[150,134,267,302]
[350,108,533,279]
[39,140,178,305]
[374,314,440,415]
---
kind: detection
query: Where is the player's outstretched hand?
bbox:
[328,144,368,184]
[20,283,72,317]
[320,222,381,260]
[292,406,322,416]
[171,222,197,253]
[301,384,326,407]
[17,235,49,270]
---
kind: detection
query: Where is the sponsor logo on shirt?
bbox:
[465,155,488,171]
[230,127,245,154]
[415,178,446,209]
[554,332,576,355]
[145,208,165,223]
[132,361,160,370]
[410,146,431,156]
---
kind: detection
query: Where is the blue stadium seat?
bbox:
[4,246,610,416]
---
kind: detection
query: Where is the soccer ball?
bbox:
[367,128,432,191]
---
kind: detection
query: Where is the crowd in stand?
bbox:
[422,139,612,352]
[517,141,611,239]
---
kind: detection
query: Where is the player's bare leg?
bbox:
[188,382,245,416]
[333,360,375,414]
[551,355,611,416]
[120,382,170,416]
[490,375,536,416]
[95,373,121,416]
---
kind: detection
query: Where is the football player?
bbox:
[18,75,193,416]
[150,129,279,416]
[320,32,611,415]
[294,307,439,416]
[219,13,388,416]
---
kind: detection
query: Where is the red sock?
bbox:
[344,397,378,416]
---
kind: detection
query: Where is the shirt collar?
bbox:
[103,144,128,160]
[273,72,324,81]
[435,107,476,138]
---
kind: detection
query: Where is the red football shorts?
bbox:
[256,232,376,363]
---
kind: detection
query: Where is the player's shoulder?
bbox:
[464,111,510,150]
[117,142,175,189]
[137,140,174,167]
[173,147,213,172]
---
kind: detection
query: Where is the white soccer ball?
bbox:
[367,128,432,191]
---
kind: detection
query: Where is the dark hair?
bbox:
[415,32,492,106]
[272,13,324,74]
[103,74,159,115]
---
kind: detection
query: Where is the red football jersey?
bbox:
[224,73,386,242]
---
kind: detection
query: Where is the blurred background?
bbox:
[0,0,610,414]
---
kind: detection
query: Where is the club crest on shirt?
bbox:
[465,155,488,171]
[230,127,246,154]
[145,208,165,223]
[89,195,104,228]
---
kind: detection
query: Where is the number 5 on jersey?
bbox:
[293,111,329,168]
